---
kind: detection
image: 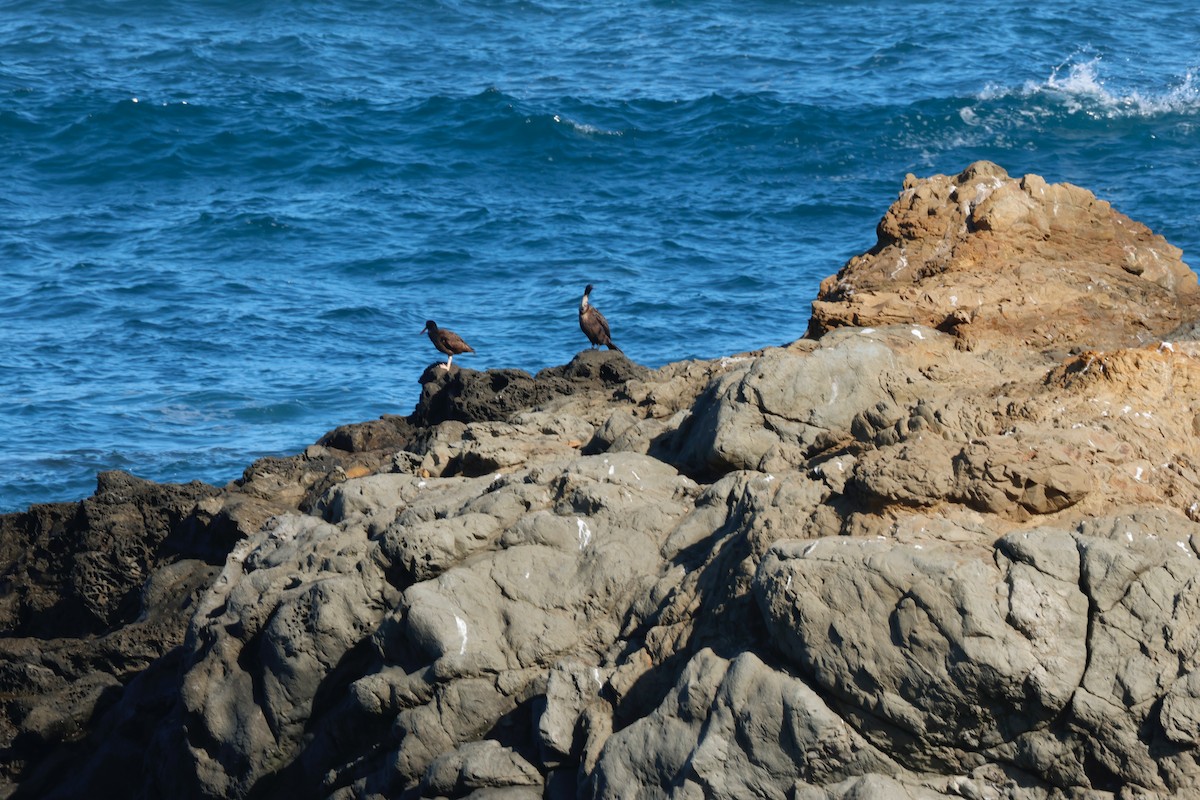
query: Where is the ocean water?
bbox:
[2,0,1198,512]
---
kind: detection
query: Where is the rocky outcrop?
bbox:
[4,163,1200,799]
[808,160,1197,353]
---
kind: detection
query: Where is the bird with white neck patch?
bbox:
[578,284,621,352]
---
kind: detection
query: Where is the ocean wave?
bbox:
[405,90,815,150]
[317,305,394,323]
[980,57,1200,119]
[549,113,623,138]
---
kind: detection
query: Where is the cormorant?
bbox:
[579,284,621,352]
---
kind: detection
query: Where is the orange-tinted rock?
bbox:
[808,161,1200,352]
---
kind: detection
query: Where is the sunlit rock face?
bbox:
[6,164,1200,800]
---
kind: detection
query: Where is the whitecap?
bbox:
[1043,58,1113,107]
[972,54,1200,121]
[552,114,623,137]
[1033,58,1199,118]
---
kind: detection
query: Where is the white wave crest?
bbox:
[551,113,623,136]
[977,57,1200,119]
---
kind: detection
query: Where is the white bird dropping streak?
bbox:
[455,615,468,655]
[576,517,592,550]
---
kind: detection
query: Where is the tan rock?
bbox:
[808,161,1199,352]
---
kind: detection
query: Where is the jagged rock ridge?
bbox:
[3,162,1200,799]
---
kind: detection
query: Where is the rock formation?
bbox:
[3,162,1200,799]
[807,159,1196,353]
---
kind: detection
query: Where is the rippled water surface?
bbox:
[2,0,1198,510]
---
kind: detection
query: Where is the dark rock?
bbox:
[0,471,227,797]
[317,414,418,453]
[0,470,221,638]
[412,350,648,427]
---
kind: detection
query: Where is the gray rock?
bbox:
[10,164,1200,800]
[589,649,901,799]
[670,337,913,476]
[1160,668,1200,745]
[169,513,397,797]
[313,452,698,793]
[421,740,542,796]
[953,436,1092,517]
[536,660,608,767]
[851,437,958,507]
[754,529,1088,767]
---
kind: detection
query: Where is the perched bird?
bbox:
[420,319,475,369]
[578,284,621,352]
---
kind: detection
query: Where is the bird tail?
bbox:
[607,342,622,353]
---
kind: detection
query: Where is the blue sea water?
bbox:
[2,0,1198,512]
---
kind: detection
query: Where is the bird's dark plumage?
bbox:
[420,319,475,369]
[579,284,621,352]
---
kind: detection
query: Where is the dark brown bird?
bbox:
[420,319,475,369]
[579,284,621,352]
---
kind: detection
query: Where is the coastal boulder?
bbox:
[159,513,396,798]
[808,160,1199,352]
[413,350,648,427]
[280,452,698,795]
[668,332,931,477]
[754,511,1200,793]
[589,648,902,799]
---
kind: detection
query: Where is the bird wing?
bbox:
[441,329,475,354]
[592,308,612,340]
